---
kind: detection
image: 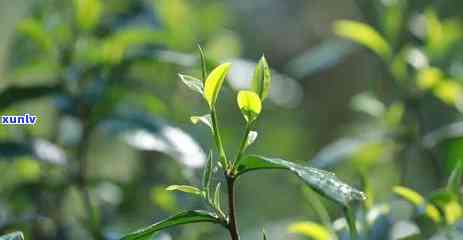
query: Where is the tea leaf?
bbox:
[190,114,213,131]
[120,210,224,240]
[236,155,366,207]
[0,85,61,110]
[179,74,204,94]
[213,182,222,211]
[393,186,441,222]
[166,185,202,196]
[0,232,24,240]
[74,0,102,31]
[237,91,262,122]
[288,222,332,240]
[334,20,391,60]
[202,151,214,198]
[252,55,271,100]
[204,63,231,108]
[198,44,208,81]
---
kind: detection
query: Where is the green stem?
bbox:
[211,108,228,168]
[344,207,358,240]
[232,123,252,170]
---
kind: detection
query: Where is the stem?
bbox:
[344,207,358,240]
[211,108,228,168]
[232,123,252,169]
[225,174,240,240]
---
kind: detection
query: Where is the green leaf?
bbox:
[236,155,366,207]
[74,0,102,31]
[179,74,203,94]
[0,140,67,165]
[0,232,24,240]
[202,151,214,198]
[262,229,268,240]
[288,222,332,240]
[252,55,271,100]
[393,186,441,222]
[237,91,262,122]
[16,19,54,53]
[198,44,208,81]
[203,63,231,108]
[166,185,202,195]
[334,20,391,60]
[190,114,212,131]
[120,210,224,240]
[0,85,61,110]
[213,182,222,211]
[448,162,462,197]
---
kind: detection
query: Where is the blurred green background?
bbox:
[1,0,463,239]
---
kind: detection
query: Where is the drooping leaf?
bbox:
[179,74,204,94]
[190,114,212,131]
[334,20,391,60]
[237,91,262,122]
[236,155,366,207]
[74,0,102,31]
[203,63,231,108]
[288,222,332,240]
[120,210,224,240]
[0,85,61,110]
[166,185,202,196]
[0,232,24,240]
[252,55,271,100]
[393,186,441,222]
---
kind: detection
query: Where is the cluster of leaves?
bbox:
[120,50,366,240]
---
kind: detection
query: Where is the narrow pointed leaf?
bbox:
[166,185,202,195]
[0,232,24,240]
[204,63,231,108]
[237,91,262,122]
[198,44,208,81]
[334,20,391,60]
[179,74,204,94]
[448,164,462,197]
[288,222,332,240]
[120,210,223,240]
[213,182,222,211]
[190,114,212,131]
[393,186,441,222]
[236,155,366,207]
[252,55,271,100]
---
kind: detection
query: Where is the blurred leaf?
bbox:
[285,39,354,79]
[432,80,462,106]
[151,187,177,212]
[237,91,262,122]
[0,85,60,110]
[213,182,222,212]
[179,74,204,94]
[120,210,224,240]
[190,114,212,131]
[251,55,271,101]
[393,186,441,222]
[0,232,24,240]
[416,67,442,90]
[74,0,102,31]
[288,222,332,240]
[202,151,213,198]
[334,20,391,60]
[447,162,462,197]
[16,19,53,53]
[262,229,268,240]
[0,139,67,165]
[166,185,202,195]
[423,122,463,148]
[350,93,385,117]
[236,155,366,207]
[311,138,364,169]
[204,63,231,108]
[101,113,206,168]
[425,9,462,59]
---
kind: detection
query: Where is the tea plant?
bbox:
[120,49,366,240]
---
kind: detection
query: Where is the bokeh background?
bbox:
[1,0,463,239]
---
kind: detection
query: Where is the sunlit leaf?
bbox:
[334,20,391,60]
[0,85,60,110]
[393,186,441,222]
[0,232,24,240]
[74,0,102,31]
[166,185,202,195]
[179,74,203,94]
[203,63,231,108]
[433,81,462,105]
[190,114,212,131]
[236,155,366,207]
[237,90,262,122]
[252,55,271,100]
[16,19,53,53]
[350,93,385,117]
[120,210,224,240]
[416,67,442,90]
[288,222,332,240]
